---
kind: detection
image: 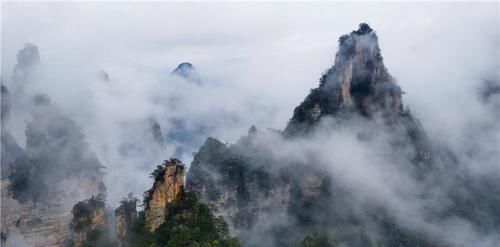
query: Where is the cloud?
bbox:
[224,111,499,246]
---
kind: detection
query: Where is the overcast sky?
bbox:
[2,2,499,204]
[2,2,498,128]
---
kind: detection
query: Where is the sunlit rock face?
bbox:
[144,159,185,232]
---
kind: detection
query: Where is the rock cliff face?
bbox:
[0,106,106,246]
[144,159,185,232]
[1,175,104,247]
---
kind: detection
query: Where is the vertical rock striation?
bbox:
[114,194,138,247]
[144,159,185,232]
[1,175,104,247]
[284,23,404,136]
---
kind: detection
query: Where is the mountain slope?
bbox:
[186,23,498,247]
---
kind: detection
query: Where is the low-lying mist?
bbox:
[1,5,498,244]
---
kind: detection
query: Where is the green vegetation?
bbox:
[128,212,155,246]
[115,193,139,247]
[353,23,373,35]
[128,191,239,247]
[154,191,239,247]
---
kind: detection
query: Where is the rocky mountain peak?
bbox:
[171,62,201,84]
[16,43,40,68]
[172,62,194,75]
[12,43,40,85]
[285,23,403,135]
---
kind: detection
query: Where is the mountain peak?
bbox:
[171,62,201,84]
[144,159,185,232]
[12,43,40,86]
[285,23,402,135]
[16,43,40,68]
[172,62,194,77]
[353,22,374,35]
[172,62,194,75]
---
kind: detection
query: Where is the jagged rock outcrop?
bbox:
[68,195,108,247]
[10,43,40,98]
[115,194,138,247]
[144,159,185,232]
[12,43,40,83]
[171,62,201,84]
